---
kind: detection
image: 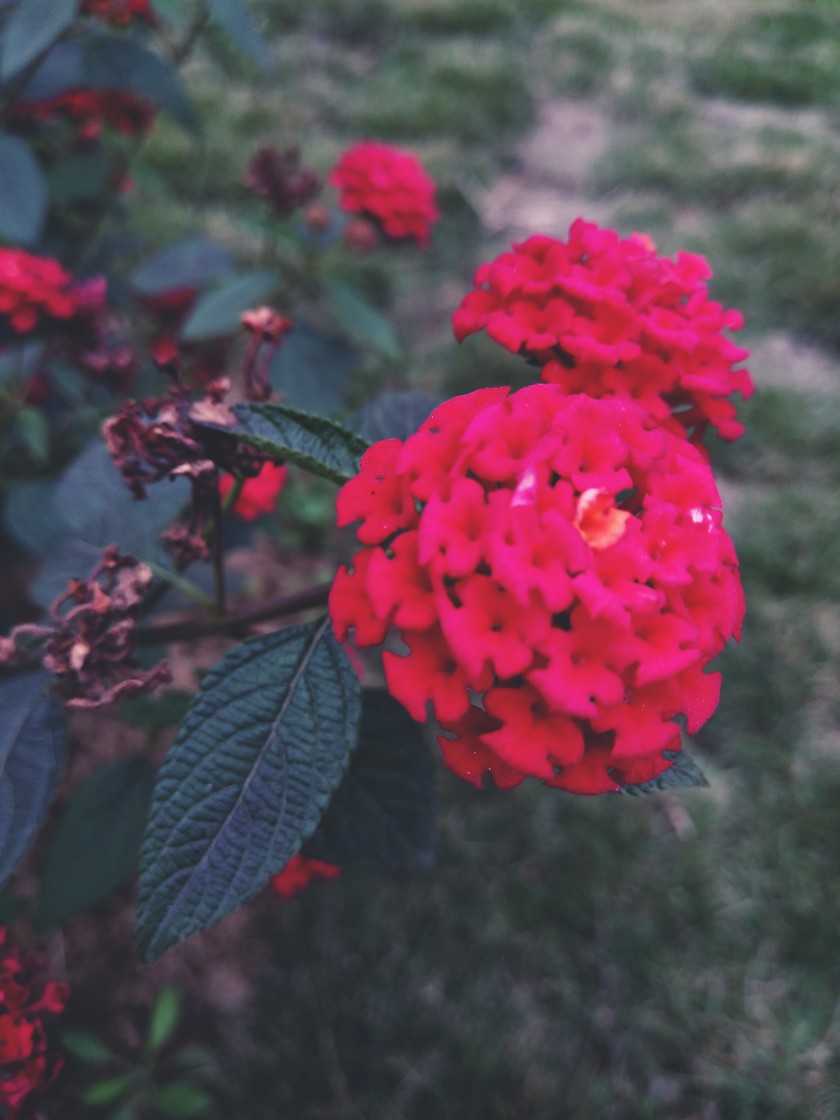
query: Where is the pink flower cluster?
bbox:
[329,142,440,248]
[330,386,743,794]
[0,927,68,1119]
[0,249,104,336]
[453,220,753,443]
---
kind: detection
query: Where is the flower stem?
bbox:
[210,487,227,619]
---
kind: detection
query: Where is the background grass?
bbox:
[130,1,840,1116]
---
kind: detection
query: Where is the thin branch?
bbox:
[133,581,333,646]
[210,486,227,618]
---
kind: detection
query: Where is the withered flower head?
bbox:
[244,145,321,220]
[0,547,171,709]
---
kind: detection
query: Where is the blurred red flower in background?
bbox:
[329,142,440,248]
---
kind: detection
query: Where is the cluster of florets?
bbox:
[81,0,158,24]
[453,219,754,443]
[270,855,341,898]
[329,142,440,248]
[10,89,156,140]
[330,385,743,793]
[244,146,321,220]
[0,927,68,1118]
[0,547,171,709]
[0,249,104,338]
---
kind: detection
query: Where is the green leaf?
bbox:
[108,1101,137,1120]
[154,1082,212,1117]
[619,749,710,795]
[146,0,191,33]
[82,31,195,130]
[0,888,22,923]
[195,401,369,485]
[136,619,361,960]
[147,986,182,1052]
[207,0,271,67]
[269,319,358,418]
[0,131,47,245]
[16,406,49,461]
[180,272,276,341]
[48,151,109,206]
[121,690,193,733]
[351,389,443,443]
[35,756,154,929]
[25,441,187,607]
[0,671,66,885]
[305,690,436,870]
[3,479,62,555]
[128,238,233,297]
[324,279,402,360]
[83,1074,133,1106]
[0,0,78,81]
[61,1029,115,1064]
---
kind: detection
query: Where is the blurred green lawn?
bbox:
[139,1,840,1115]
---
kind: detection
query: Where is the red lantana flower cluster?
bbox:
[81,0,158,24]
[330,385,743,794]
[453,219,754,443]
[329,142,440,248]
[11,89,156,141]
[0,249,103,337]
[270,855,341,899]
[0,927,68,1119]
[220,461,288,521]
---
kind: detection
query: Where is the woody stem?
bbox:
[210,487,227,619]
[133,581,333,646]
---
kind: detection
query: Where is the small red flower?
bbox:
[219,462,288,521]
[81,0,158,23]
[329,142,440,248]
[270,854,341,898]
[0,926,68,1119]
[452,220,754,444]
[330,386,744,794]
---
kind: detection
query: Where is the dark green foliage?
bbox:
[207,0,272,67]
[269,320,359,417]
[36,756,154,929]
[5,441,187,606]
[0,0,77,81]
[324,279,402,360]
[198,401,369,485]
[180,272,277,340]
[128,237,233,296]
[136,620,361,959]
[82,31,195,130]
[305,690,437,870]
[351,388,442,442]
[0,671,65,884]
[619,750,708,795]
[0,131,47,245]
